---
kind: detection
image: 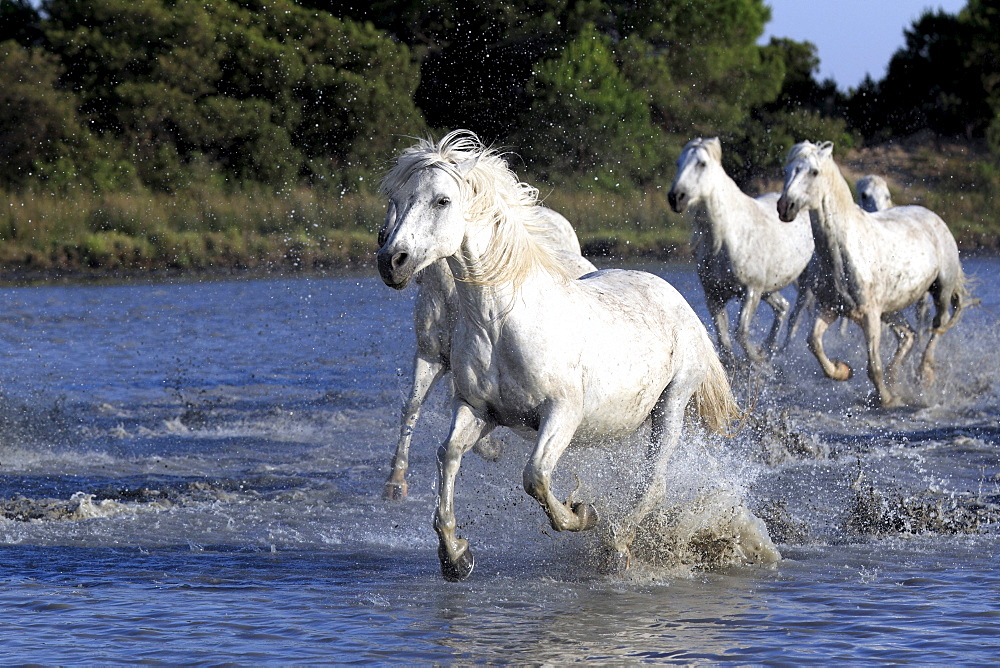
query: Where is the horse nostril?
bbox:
[391,252,408,270]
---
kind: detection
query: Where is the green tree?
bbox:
[0,40,107,188]
[0,0,43,45]
[722,36,852,186]
[41,0,425,190]
[515,24,665,190]
[613,0,785,138]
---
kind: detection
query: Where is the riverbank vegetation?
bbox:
[0,0,997,278]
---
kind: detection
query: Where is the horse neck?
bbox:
[694,167,747,252]
[810,164,867,250]
[443,229,538,335]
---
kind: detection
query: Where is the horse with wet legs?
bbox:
[785,173,917,343]
[777,141,967,407]
[377,131,738,580]
[378,201,594,500]
[667,137,813,364]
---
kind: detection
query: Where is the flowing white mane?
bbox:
[682,136,722,164]
[784,140,833,168]
[380,130,568,288]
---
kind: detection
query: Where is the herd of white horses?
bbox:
[375,130,968,581]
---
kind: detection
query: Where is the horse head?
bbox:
[376,132,487,290]
[856,174,893,213]
[668,137,723,214]
[777,140,834,222]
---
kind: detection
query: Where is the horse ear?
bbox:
[454,156,479,178]
[705,137,722,162]
[818,141,835,160]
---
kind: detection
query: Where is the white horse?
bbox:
[377,131,738,580]
[378,201,595,500]
[667,137,813,363]
[785,173,919,343]
[854,174,932,334]
[856,174,893,212]
[777,141,967,407]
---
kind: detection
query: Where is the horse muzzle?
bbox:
[776,194,797,222]
[376,247,413,290]
[667,189,686,214]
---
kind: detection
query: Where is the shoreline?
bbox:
[2,241,995,288]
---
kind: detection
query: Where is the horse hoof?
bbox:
[438,544,475,582]
[382,480,408,501]
[572,502,599,531]
[832,360,852,381]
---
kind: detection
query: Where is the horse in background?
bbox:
[378,130,738,580]
[777,141,967,407]
[667,137,813,365]
[378,198,595,501]
[856,174,893,212]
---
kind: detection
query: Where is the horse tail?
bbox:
[692,342,741,435]
[939,264,974,334]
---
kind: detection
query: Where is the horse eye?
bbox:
[810,168,819,177]
[436,196,451,207]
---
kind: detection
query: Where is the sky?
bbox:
[761,0,969,90]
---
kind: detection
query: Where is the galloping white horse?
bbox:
[777,141,967,407]
[785,173,914,344]
[856,174,893,212]
[377,131,738,580]
[378,201,595,500]
[667,137,813,363]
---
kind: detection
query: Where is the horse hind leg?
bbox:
[607,381,691,573]
[782,281,812,351]
[918,276,969,387]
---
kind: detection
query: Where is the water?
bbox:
[0,259,996,663]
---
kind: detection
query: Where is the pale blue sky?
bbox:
[761,1,969,90]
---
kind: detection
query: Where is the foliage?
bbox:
[39,0,426,191]
[850,0,1000,158]
[513,25,666,191]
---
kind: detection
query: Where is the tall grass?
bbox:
[0,187,387,274]
[541,188,690,259]
[0,146,995,278]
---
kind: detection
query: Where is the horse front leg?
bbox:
[782,282,812,351]
[707,295,735,366]
[808,309,852,381]
[384,354,448,500]
[762,291,790,359]
[522,403,595,533]
[434,402,493,581]
[735,288,765,362]
[861,310,898,407]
